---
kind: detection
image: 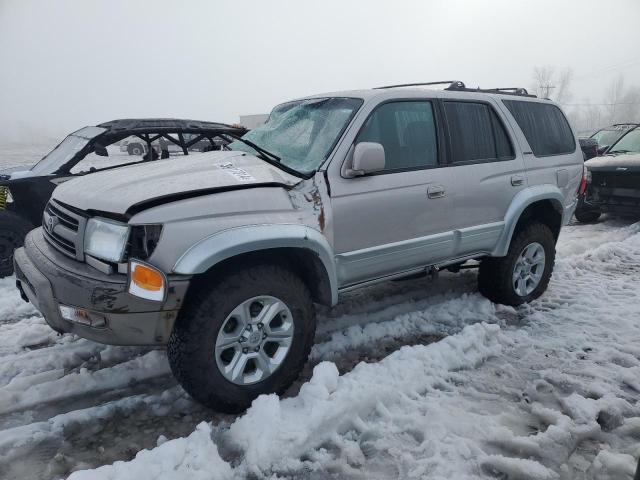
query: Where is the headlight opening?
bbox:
[83,217,130,263]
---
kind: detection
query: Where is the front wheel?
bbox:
[168,264,316,413]
[478,222,555,306]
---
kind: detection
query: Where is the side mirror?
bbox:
[346,142,385,177]
[94,143,108,157]
[597,145,608,156]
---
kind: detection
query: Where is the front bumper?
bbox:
[578,189,640,217]
[14,228,190,346]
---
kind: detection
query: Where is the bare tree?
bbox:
[531,66,555,98]
[555,68,573,104]
[617,85,640,123]
[530,66,573,103]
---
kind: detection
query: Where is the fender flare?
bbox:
[173,224,338,305]
[492,185,565,257]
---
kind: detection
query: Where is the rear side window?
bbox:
[443,101,514,163]
[503,100,575,157]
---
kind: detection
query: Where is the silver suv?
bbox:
[14,81,583,412]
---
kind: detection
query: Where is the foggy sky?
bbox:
[1,0,639,142]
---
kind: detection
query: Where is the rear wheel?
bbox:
[0,211,33,278]
[127,143,144,156]
[168,264,316,413]
[478,222,555,306]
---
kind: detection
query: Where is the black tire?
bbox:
[127,143,144,156]
[168,264,316,413]
[0,211,33,278]
[478,222,555,306]
[574,208,601,223]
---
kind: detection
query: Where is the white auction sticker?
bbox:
[217,162,256,182]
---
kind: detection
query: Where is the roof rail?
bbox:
[445,83,536,97]
[374,80,464,90]
[375,81,536,97]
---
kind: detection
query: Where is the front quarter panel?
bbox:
[129,180,338,303]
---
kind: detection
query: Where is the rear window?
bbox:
[443,101,514,163]
[503,100,575,157]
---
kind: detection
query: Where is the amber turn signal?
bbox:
[132,263,163,290]
[128,260,166,301]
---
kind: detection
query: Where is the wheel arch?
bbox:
[173,225,338,306]
[493,186,565,257]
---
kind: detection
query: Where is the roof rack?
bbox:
[375,81,537,98]
[375,80,463,90]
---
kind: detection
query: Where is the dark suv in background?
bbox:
[590,123,639,155]
[575,124,640,222]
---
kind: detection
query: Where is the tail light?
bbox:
[578,165,588,195]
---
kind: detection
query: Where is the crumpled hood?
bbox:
[585,153,640,172]
[53,151,302,215]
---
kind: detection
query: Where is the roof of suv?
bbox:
[301,84,552,104]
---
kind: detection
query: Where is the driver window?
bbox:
[356,101,438,171]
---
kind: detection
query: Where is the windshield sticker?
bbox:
[218,162,256,182]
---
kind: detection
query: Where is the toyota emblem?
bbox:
[46,215,57,233]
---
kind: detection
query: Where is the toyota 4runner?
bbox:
[14,81,584,412]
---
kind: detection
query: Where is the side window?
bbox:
[356,101,438,171]
[443,101,514,163]
[503,100,575,157]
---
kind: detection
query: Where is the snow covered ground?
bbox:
[0,147,639,479]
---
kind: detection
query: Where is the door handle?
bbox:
[427,185,446,199]
[511,175,525,187]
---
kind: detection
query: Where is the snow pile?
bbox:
[68,423,232,480]
[231,322,502,474]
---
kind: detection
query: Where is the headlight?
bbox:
[84,217,130,262]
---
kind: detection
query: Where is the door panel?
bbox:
[444,160,525,254]
[331,169,453,286]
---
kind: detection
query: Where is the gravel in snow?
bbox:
[0,219,638,479]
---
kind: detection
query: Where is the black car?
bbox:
[575,126,640,222]
[0,119,247,276]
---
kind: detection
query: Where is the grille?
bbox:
[42,200,87,259]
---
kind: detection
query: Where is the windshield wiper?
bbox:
[226,134,281,163]
[224,133,310,180]
[609,149,631,154]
